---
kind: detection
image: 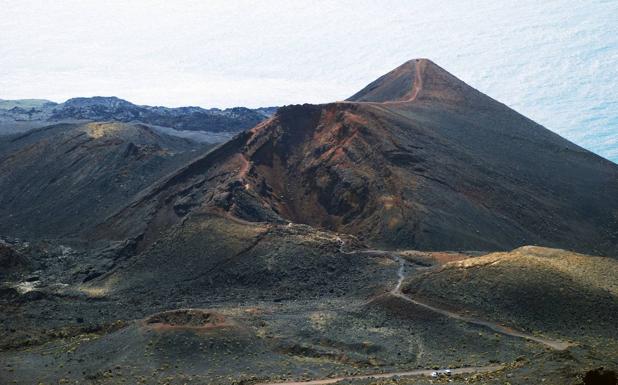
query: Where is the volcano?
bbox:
[100,59,618,256]
[3,59,618,385]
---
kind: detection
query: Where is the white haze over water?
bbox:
[1,0,617,162]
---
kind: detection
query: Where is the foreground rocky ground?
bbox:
[1,225,616,385]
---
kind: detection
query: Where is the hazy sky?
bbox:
[1,0,617,161]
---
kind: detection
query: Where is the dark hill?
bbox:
[403,246,618,340]
[98,59,618,256]
[0,122,211,239]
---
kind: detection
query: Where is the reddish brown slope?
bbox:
[347,58,487,106]
[99,60,618,256]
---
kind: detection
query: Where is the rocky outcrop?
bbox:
[0,96,276,134]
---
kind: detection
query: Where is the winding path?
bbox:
[257,237,573,385]
[336,237,573,350]
[388,256,574,351]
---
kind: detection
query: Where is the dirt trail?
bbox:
[335,238,574,351]
[390,255,574,351]
[237,153,251,179]
[259,365,503,385]
[408,58,425,101]
[255,237,571,385]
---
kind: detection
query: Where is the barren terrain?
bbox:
[1,59,617,384]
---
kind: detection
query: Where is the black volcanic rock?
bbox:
[0,241,29,274]
[0,96,277,135]
[101,60,618,257]
[50,97,142,122]
[49,97,276,132]
[61,96,135,109]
